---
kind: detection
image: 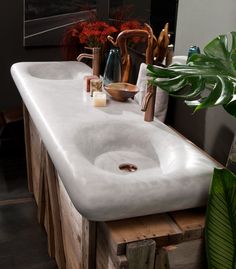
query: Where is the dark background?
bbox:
[25,0,96,20]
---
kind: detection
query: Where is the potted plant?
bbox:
[147,32,236,117]
[147,32,236,268]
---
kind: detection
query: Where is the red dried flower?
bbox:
[120,20,143,31]
[119,20,147,44]
[74,21,118,47]
[62,18,146,60]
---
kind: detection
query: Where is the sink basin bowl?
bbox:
[76,121,161,174]
[27,61,91,80]
[75,120,204,176]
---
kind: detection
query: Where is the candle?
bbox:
[93,92,107,107]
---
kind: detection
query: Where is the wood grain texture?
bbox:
[29,117,42,204]
[97,223,128,269]
[37,143,46,224]
[58,177,83,269]
[155,239,205,269]
[45,176,55,258]
[170,208,205,241]
[23,104,33,192]
[96,223,118,269]
[104,214,183,256]
[45,152,66,269]
[126,239,156,269]
[82,218,97,269]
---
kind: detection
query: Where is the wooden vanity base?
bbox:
[23,104,206,269]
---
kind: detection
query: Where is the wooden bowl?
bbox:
[104,82,139,102]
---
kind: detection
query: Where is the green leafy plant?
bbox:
[147,32,236,117]
[205,168,236,269]
[147,33,236,268]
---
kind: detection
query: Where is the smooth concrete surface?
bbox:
[11,61,219,221]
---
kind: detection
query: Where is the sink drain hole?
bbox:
[119,163,138,172]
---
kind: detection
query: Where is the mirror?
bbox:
[24,0,96,46]
[23,0,178,47]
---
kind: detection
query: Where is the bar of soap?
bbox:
[83,75,98,92]
[93,92,107,107]
[90,78,102,97]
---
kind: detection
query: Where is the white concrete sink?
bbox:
[11,61,220,221]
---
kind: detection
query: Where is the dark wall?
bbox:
[0,1,62,110]
[168,99,236,166]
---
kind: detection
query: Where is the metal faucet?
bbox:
[77,47,101,77]
[141,85,157,122]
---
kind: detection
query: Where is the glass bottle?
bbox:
[103,48,121,87]
[188,46,200,59]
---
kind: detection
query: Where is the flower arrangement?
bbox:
[62,20,117,60]
[75,21,117,48]
[62,19,147,60]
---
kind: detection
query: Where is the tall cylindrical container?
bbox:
[103,48,121,87]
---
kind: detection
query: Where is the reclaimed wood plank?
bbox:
[37,143,46,224]
[127,239,156,269]
[97,223,128,269]
[104,214,183,256]
[82,218,97,269]
[45,152,66,269]
[29,117,42,204]
[155,239,205,269]
[44,172,55,258]
[170,208,205,241]
[57,176,83,269]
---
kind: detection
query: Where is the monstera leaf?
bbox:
[205,168,236,269]
[147,32,236,117]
